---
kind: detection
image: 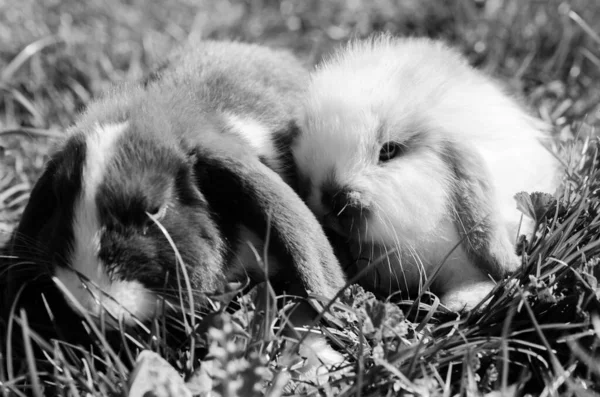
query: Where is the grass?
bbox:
[1,0,600,395]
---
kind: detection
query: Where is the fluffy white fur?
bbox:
[56,122,157,324]
[225,114,275,159]
[293,35,560,310]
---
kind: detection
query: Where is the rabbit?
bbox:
[291,34,561,311]
[2,40,347,375]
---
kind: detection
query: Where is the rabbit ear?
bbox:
[189,134,346,300]
[2,137,90,344]
[4,137,86,304]
[444,143,519,279]
[5,156,61,305]
[10,137,86,257]
[11,165,58,251]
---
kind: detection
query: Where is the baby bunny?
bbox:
[292,35,561,311]
[3,40,346,372]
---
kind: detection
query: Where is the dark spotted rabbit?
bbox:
[2,40,347,375]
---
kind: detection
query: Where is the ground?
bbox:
[1,0,600,396]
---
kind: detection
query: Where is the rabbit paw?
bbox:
[280,333,346,388]
[441,281,497,312]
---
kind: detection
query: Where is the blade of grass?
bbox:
[371,356,417,394]
[568,10,600,46]
[118,316,137,366]
[500,300,517,395]
[55,344,82,397]
[0,350,5,397]
[7,89,44,126]
[566,339,600,377]
[6,284,27,382]
[0,183,30,204]
[19,309,44,397]
[517,286,568,382]
[0,128,63,138]
[51,277,128,377]
[1,36,62,83]
[148,213,196,372]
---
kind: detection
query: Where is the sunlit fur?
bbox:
[293,35,560,310]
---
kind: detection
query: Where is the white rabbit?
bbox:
[291,34,561,311]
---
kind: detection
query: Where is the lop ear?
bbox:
[9,136,85,258]
[10,163,58,252]
[2,137,86,327]
[189,135,346,300]
[444,143,519,279]
[4,159,59,299]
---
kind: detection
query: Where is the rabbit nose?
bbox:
[321,184,366,220]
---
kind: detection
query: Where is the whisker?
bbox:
[337,202,349,217]
[371,200,410,294]
[375,208,403,293]
[4,233,54,257]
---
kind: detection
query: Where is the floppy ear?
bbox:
[444,142,520,279]
[10,135,86,249]
[189,135,346,300]
[4,159,59,303]
[2,137,87,337]
[8,136,85,262]
[10,166,58,250]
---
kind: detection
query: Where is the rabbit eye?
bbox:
[147,204,167,221]
[379,142,404,162]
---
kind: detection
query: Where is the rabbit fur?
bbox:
[2,40,347,374]
[291,35,561,311]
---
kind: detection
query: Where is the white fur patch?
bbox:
[56,122,157,325]
[225,113,275,160]
[55,268,157,324]
[296,333,346,386]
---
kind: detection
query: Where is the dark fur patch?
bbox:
[95,127,226,291]
[271,120,302,188]
[191,148,290,285]
[320,182,369,232]
[7,135,87,271]
[191,137,345,297]
[257,155,269,167]
[1,134,89,346]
